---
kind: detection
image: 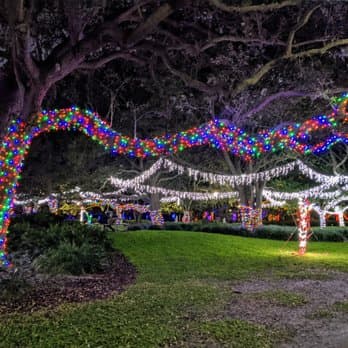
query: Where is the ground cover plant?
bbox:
[0,230,347,347]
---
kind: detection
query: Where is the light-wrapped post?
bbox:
[297,198,311,255]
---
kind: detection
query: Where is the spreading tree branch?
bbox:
[117,0,154,23]
[242,91,307,119]
[79,52,146,70]
[208,0,301,13]
[41,2,178,95]
[201,36,285,51]
[234,38,348,94]
[234,60,276,94]
[126,2,176,46]
[241,88,348,120]
[159,52,219,95]
[293,38,348,58]
[285,5,320,57]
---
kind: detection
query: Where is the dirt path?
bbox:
[225,271,348,347]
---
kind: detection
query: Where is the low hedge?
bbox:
[159,222,347,242]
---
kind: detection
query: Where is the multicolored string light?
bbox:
[150,211,165,226]
[1,95,348,266]
[240,205,262,231]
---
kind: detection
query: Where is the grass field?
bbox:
[0,230,347,347]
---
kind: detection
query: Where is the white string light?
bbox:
[111,159,164,186]
[109,177,239,201]
[296,160,348,184]
[161,159,297,186]
[263,183,346,200]
[14,158,348,227]
[14,183,348,229]
[262,192,286,208]
[324,196,348,210]
[14,186,143,207]
[108,157,348,187]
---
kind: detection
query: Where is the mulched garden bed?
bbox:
[0,252,137,314]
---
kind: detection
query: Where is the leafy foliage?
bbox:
[33,242,108,275]
[7,213,114,275]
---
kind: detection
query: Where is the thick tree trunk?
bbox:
[0,77,49,136]
[149,193,164,225]
[150,193,161,211]
[21,83,48,121]
[222,152,266,232]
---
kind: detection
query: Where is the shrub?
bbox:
[11,212,64,228]
[59,223,114,251]
[7,222,61,257]
[8,222,114,258]
[8,215,115,275]
[34,242,108,275]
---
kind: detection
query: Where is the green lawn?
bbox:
[0,230,347,347]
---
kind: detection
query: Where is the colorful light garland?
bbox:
[0,94,348,266]
[240,205,262,231]
[149,211,164,225]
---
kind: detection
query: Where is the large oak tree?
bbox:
[2,0,348,217]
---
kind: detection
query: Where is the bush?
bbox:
[11,212,64,228]
[101,216,347,243]
[58,223,114,251]
[8,222,114,258]
[7,215,115,275]
[34,242,108,275]
[7,222,61,257]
